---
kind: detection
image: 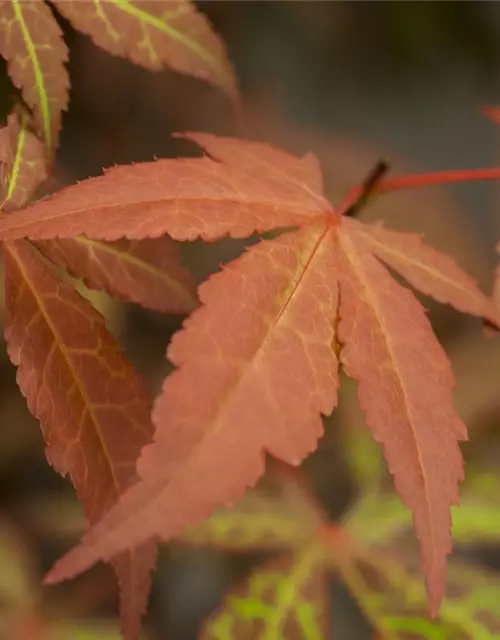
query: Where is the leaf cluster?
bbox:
[0,2,499,639]
[178,428,500,639]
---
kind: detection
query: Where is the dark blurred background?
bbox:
[2,2,500,638]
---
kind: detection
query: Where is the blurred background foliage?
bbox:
[1,1,500,638]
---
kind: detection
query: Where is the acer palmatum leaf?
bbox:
[0,109,47,211]
[3,240,157,640]
[30,135,500,618]
[0,0,69,158]
[44,222,340,577]
[51,0,238,102]
[36,236,198,315]
[336,223,466,615]
[347,219,500,325]
[180,478,321,553]
[0,136,329,242]
[201,548,329,640]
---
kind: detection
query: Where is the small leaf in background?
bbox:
[180,473,321,552]
[0,0,70,157]
[51,0,238,102]
[449,466,500,546]
[0,108,47,211]
[339,415,385,494]
[3,240,157,640]
[50,620,129,640]
[36,236,198,315]
[201,547,329,640]
[0,520,35,611]
[343,545,500,639]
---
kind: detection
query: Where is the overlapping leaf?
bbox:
[0,0,69,157]
[202,548,329,640]
[51,0,238,101]
[37,236,198,314]
[0,118,159,639]
[3,239,157,639]
[4,135,497,616]
[0,109,47,210]
[0,135,329,241]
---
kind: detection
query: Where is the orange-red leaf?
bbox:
[0,135,329,242]
[38,135,488,619]
[336,222,466,616]
[0,109,47,211]
[0,0,69,157]
[51,0,237,101]
[36,236,198,314]
[346,219,500,327]
[3,240,157,639]
[44,223,340,581]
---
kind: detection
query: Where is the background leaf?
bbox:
[201,547,329,640]
[51,0,238,102]
[0,0,69,157]
[36,236,198,315]
[3,240,157,640]
[344,545,500,639]
[180,471,322,552]
[0,108,47,211]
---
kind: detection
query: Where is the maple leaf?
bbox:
[3,239,158,639]
[202,548,329,640]
[0,101,198,315]
[36,236,198,315]
[0,108,47,211]
[4,134,498,617]
[50,0,238,102]
[187,462,500,640]
[0,0,69,158]
[0,134,329,241]
[343,544,500,640]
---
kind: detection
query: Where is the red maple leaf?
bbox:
[0,111,196,639]
[0,134,498,618]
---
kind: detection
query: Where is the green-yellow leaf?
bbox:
[0,108,47,211]
[201,546,329,640]
[181,478,321,553]
[51,0,237,101]
[0,0,70,157]
[342,545,500,639]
